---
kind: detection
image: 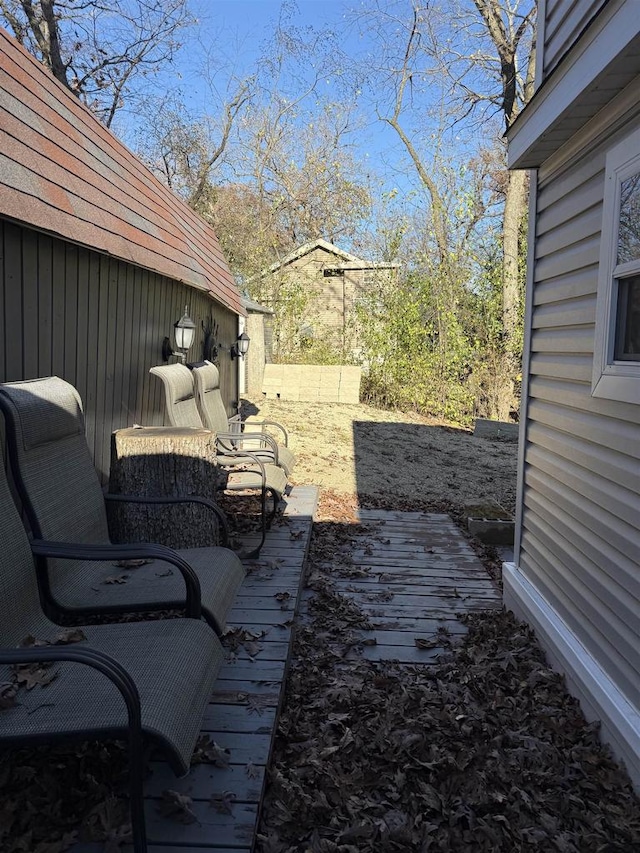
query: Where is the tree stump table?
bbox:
[108,426,226,550]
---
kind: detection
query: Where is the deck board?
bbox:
[72,493,502,852]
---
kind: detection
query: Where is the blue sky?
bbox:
[133,0,408,193]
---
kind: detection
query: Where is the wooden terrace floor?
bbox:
[76,493,502,852]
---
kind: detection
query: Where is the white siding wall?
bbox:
[521,120,640,711]
[544,0,607,78]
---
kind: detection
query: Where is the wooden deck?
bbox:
[75,499,502,852]
[308,509,502,666]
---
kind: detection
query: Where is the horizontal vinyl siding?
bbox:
[0,221,239,478]
[544,0,607,78]
[521,130,640,713]
[520,530,639,707]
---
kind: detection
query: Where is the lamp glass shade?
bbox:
[236,331,250,356]
[174,307,196,352]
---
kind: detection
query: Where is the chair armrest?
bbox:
[104,492,230,547]
[30,540,202,620]
[0,641,145,850]
[216,431,279,463]
[239,418,289,446]
[216,452,267,488]
[0,645,141,728]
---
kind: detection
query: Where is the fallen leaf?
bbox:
[210,790,236,814]
[53,629,87,645]
[103,574,129,585]
[157,790,197,825]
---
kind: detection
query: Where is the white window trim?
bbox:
[592,126,640,405]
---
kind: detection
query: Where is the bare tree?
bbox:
[0,0,194,126]
[353,0,536,418]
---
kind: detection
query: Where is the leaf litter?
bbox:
[256,495,640,852]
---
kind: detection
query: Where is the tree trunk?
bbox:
[108,427,226,549]
[498,167,528,420]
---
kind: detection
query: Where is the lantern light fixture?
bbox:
[231,331,251,360]
[162,306,196,363]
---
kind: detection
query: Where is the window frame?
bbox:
[592,126,640,405]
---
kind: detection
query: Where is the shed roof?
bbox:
[266,238,399,273]
[0,28,243,315]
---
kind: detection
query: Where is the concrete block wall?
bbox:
[262,364,361,403]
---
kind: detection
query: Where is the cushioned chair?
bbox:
[0,377,245,634]
[0,457,222,852]
[192,360,296,477]
[150,363,288,556]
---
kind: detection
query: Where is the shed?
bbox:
[506,0,640,787]
[0,28,244,477]
[259,238,398,359]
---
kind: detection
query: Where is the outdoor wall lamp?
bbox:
[231,331,251,360]
[162,306,196,363]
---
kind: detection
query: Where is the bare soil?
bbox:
[244,398,518,515]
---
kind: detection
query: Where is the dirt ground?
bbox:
[244,398,518,516]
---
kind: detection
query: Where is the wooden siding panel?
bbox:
[21,230,38,380]
[51,240,66,377]
[0,222,239,478]
[0,223,5,381]
[37,232,53,378]
[63,242,79,380]
[75,248,90,403]
[3,221,22,381]
[83,252,101,462]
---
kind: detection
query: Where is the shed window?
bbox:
[323,268,344,277]
[592,128,640,405]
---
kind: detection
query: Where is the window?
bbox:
[592,127,640,404]
[323,268,344,277]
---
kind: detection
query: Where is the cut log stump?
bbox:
[108,426,225,549]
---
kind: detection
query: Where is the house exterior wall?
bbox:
[506,0,640,782]
[543,0,608,78]
[0,220,239,478]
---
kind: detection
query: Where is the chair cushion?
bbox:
[0,618,222,775]
[46,546,246,635]
[0,377,84,450]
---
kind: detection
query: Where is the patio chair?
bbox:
[0,457,222,852]
[150,363,288,556]
[0,377,245,634]
[193,360,296,477]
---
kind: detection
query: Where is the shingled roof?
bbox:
[0,28,243,315]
